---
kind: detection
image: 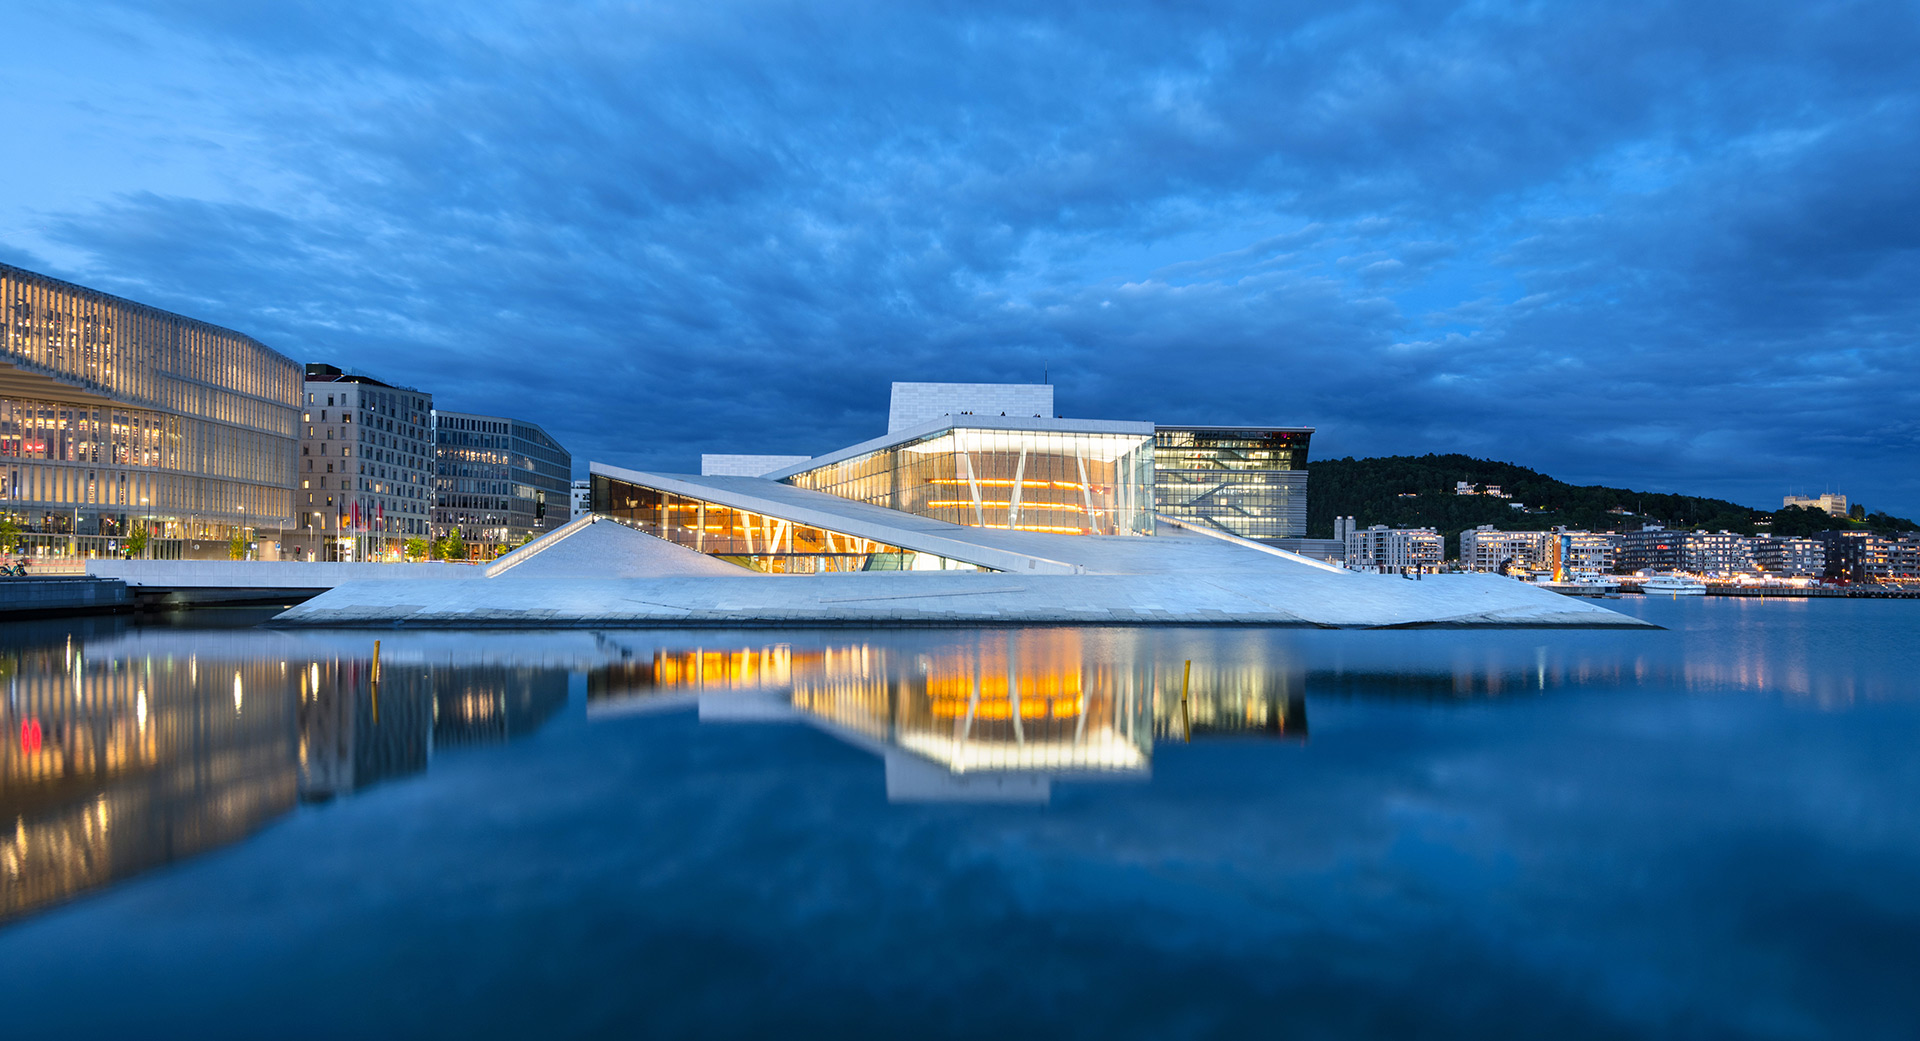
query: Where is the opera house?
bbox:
[280,383,1648,628]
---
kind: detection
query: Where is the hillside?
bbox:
[1303,454,1916,554]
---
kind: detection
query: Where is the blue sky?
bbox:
[2,1,1916,515]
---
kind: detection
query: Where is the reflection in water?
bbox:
[587,630,1307,803]
[7,601,1905,926]
[1,626,566,925]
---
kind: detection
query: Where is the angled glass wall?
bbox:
[591,473,987,573]
[1153,426,1311,541]
[784,424,1156,536]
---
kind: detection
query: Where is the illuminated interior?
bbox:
[783,425,1156,536]
[1152,427,1311,541]
[591,473,989,572]
[1,262,301,555]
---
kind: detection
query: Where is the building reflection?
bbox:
[1,637,299,924]
[2,631,567,925]
[586,630,1307,803]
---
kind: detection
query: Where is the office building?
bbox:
[432,409,572,553]
[1153,426,1311,541]
[1344,525,1443,573]
[0,262,300,559]
[296,364,433,561]
[571,478,591,520]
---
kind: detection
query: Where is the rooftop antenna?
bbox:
[1044,360,1049,385]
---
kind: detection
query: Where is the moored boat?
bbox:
[1640,573,1707,595]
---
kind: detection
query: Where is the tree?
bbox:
[404,536,429,561]
[442,528,467,562]
[1848,503,1867,521]
[127,526,149,559]
[0,516,17,553]
[229,528,249,560]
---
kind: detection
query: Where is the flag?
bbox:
[351,500,362,531]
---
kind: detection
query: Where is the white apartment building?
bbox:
[1459,526,1544,572]
[1345,525,1443,573]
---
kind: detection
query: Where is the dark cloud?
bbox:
[20,0,1920,513]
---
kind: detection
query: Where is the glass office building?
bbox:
[1152,426,1312,541]
[432,409,573,553]
[779,418,1157,537]
[0,263,300,559]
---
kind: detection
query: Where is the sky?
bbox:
[2,0,1917,516]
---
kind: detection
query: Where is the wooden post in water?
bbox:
[1181,659,1192,743]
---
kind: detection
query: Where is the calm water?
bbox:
[2,599,1917,1039]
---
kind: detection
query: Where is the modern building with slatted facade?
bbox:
[0,262,300,559]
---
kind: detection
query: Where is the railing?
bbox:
[5,557,87,575]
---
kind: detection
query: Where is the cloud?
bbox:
[9,0,1919,513]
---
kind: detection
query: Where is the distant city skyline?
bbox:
[3,2,1916,517]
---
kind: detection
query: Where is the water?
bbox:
[2,599,1916,1039]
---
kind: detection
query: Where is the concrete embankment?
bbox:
[0,577,133,617]
[81,559,482,609]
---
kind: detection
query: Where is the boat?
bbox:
[1535,577,1621,597]
[1640,574,1707,596]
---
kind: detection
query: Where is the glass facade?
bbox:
[1153,426,1311,541]
[433,410,573,552]
[1,263,301,558]
[784,425,1156,536]
[591,473,987,573]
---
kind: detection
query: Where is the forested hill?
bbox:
[1302,454,1914,543]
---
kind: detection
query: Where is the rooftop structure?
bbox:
[885,381,1053,433]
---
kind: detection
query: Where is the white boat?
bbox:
[1640,574,1707,596]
